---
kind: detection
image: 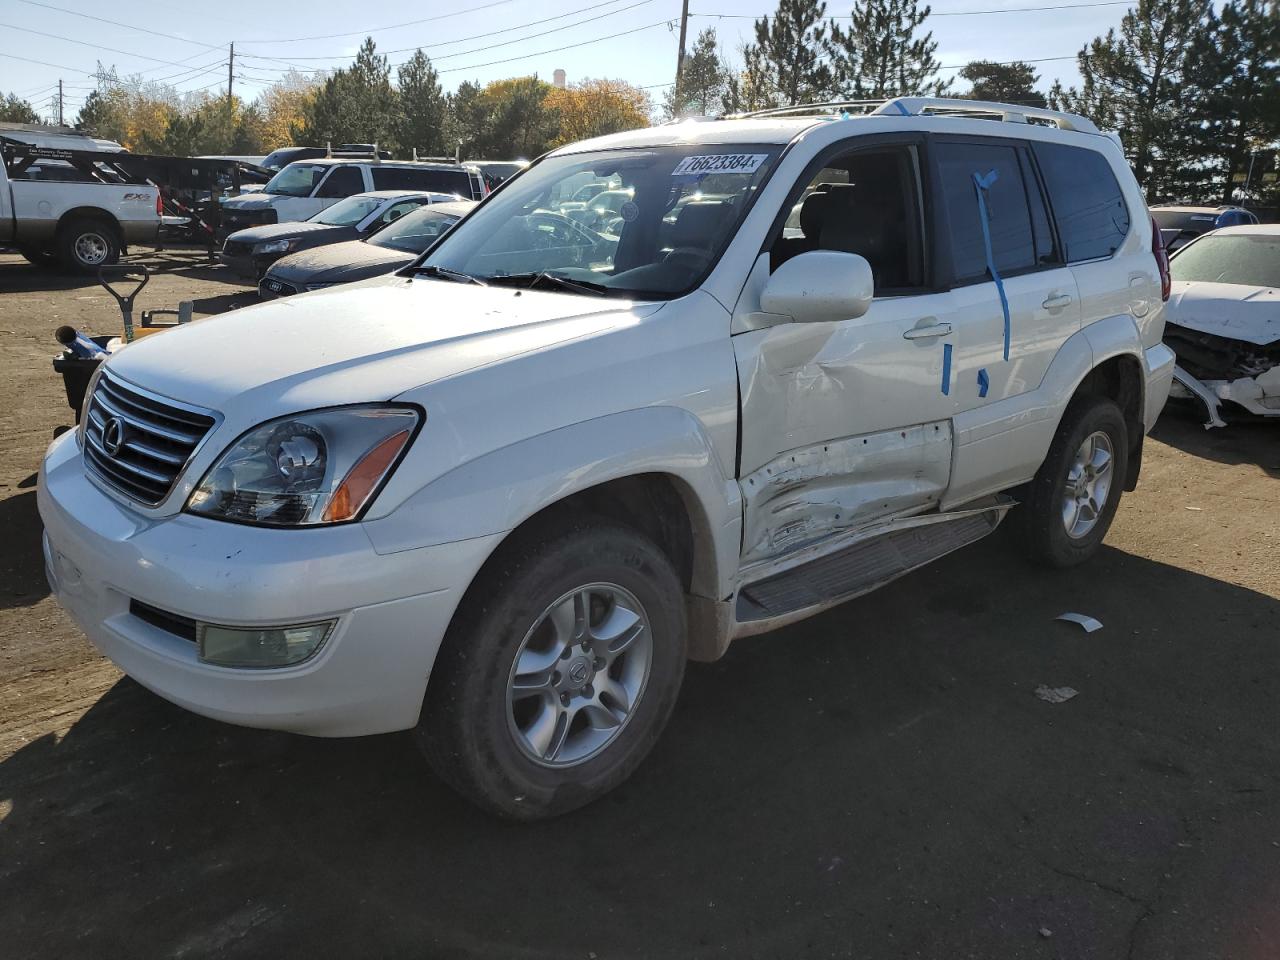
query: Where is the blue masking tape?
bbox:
[977,367,990,398]
[972,169,1012,361]
[941,342,953,395]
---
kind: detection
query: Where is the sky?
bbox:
[0,0,1137,124]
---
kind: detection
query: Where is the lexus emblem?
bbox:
[101,416,126,457]
[568,660,591,684]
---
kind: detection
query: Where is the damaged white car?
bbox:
[1165,224,1280,427]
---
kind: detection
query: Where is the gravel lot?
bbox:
[1,249,1278,959]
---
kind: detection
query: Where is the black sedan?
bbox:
[220,190,455,279]
[259,200,476,298]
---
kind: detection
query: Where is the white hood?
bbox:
[1165,280,1280,346]
[104,276,658,416]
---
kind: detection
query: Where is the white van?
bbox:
[40,98,1175,819]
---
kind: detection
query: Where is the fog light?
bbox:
[197,620,336,668]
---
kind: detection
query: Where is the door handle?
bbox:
[903,321,953,340]
[1042,293,1073,311]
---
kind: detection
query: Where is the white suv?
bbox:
[39,98,1175,819]
[219,158,486,235]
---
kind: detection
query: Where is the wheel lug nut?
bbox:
[583,684,593,697]
[560,693,570,706]
[594,658,605,670]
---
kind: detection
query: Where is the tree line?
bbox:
[0,37,651,163]
[2,0,1276,205]
[667,0,1279,206]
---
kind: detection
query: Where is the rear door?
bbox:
[306,164,365,216]
[931,137,1081,416]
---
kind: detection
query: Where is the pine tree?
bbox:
[743,0,832,106]
[0,93,40,124]
[958,61,1046,107]
[1188,0,1280,203]
[665,28,729,118]
[299,37,397,148]
[396,50,447,156]
[1050,0,1213,196]
[825,0,950,99]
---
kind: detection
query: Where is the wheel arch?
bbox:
[56,206,123,237]
[1072,352,1145,490]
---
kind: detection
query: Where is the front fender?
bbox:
[361,405,742,600]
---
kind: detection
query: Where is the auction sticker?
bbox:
[671,153,768,176]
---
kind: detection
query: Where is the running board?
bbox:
[732,497,1014,637]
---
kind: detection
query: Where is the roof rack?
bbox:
[729,96,1100,135]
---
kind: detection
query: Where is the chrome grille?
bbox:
[83,371,216,505]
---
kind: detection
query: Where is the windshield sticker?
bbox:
[671,153,769,177]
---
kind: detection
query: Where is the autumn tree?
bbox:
[745,0,832,106]
[0,93,40,124]
[666,28,729,118]
[257,71,321,149]
[958,61,1045,107]
[548,79,650,147]
[826,0,949,98]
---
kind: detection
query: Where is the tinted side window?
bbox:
[371,167,471,195]
[937,141,1037,283]
[315,166,364,198]
[1034,142,1130,262]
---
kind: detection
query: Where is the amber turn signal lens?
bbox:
[321,429,411,522]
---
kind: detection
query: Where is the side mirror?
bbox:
[760,250,874,324]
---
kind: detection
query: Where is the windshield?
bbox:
[310,195,382,226]
[369,207,461,253]
[1171,234,1280,288]
[263,163,325,197]
[419,145,780,298]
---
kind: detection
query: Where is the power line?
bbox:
[16,0,225,51]
[240,0,653,61]
[437,18,676,74]
[1,21,223,69]
[234,0,526,44]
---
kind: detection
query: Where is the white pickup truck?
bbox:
[1,134,161,271]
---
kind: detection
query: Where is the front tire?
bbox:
[1022,395,1129,568]
[417,517,687,820]
[58,218,121,273]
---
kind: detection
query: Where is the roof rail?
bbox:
[871,97,1101,134]
[727,100,886,120]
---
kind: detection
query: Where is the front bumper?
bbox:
[1169,364,1280,428]
[38,430,501,737]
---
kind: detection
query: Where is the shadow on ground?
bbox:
[0,490,48,610]
[3,530,1279,959]
[1154,403,1280,474]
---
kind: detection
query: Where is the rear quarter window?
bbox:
[372,167,473,196]
[1033,142,1131,262]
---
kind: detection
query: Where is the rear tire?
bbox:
[1022,395,1129,568]
[417,516,687,820]
[57,218,121,273]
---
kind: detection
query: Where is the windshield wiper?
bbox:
[410,264,488,286]
[487,271,609,296]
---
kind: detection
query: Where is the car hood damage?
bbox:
[1163,280,1280,427]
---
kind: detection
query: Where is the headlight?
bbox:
[254,238,294,255]
[186,405,420,526]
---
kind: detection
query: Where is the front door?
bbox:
[732,141,963,565]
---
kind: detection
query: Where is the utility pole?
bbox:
[57,78,63,126]
[226,42,235,121]
[674,0,689,106]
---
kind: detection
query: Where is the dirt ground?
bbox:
[1,249,1278,959]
